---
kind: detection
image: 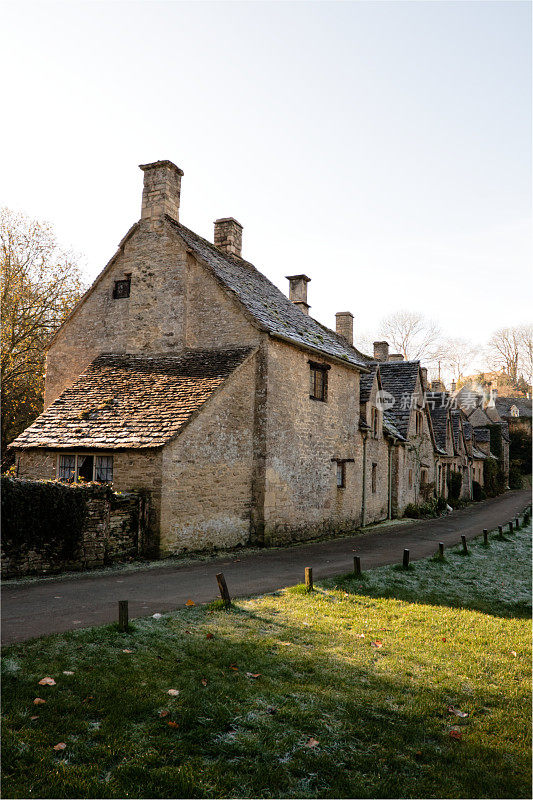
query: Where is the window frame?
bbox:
[309,360,330,402]
[371,407,380,438]
[113,277,131,299]
[371,462,377,493]
[56,452,114,484]
[336,461,346,489]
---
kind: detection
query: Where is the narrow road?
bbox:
[2,489,530,645]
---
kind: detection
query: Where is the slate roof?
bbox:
[451,410,463,452]
[472,427,490,443]
[10,347,254,450]
[167,217,369,372]
[383,412,405,441]
[495,396,532,419]
[359,366,377,403]
[425,392,449,451]
[462,420,472,441]
[472,446,488,460]
[376,360,420,438]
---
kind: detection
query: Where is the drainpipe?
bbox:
[361,433,368,527]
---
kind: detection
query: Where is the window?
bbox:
[113,278,131,299]
[408,469,413,488]
[371,463,377,493]
[336,461,345,488]
[415,410,423,435]
[57,453,113,483]
[58,454,75,482]
[309,361,329,402]
[420,469,428,488]
[371,408,379,438]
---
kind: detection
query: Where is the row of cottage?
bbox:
[9,160,510,557]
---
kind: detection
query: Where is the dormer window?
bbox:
[113,278,131,299]
[309,361,329,402]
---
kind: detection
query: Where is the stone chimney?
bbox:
[335,312,354,345]
[451,380,457,393]
[420,367,428,388]
[389,354,404,362]
[139,160,183,223]
[214,217,243,257]
[373,341,389,362]
[286,274,311,315]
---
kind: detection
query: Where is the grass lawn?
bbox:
[2,521,531,799]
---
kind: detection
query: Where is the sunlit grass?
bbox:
[2,523,531,799]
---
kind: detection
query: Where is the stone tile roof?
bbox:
[168,217,369,372]
[495,396,532,419]
[462,420,472,441]
[383,412,405,441]
[10,347,254,450]
[376,361,420,438]
[472,427,490,443]
[451,410,463,452]
[359,367,377,403]
[425,392,448,451]
[472,446,487,460]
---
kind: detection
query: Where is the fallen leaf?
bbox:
[267,706,277,715]
[201,678,208,686]
[159,710,169,717]
[449,729,462,740]
[206,633,214,640]
[371,640,383,648]
[448,706,468,718]
[33,698,46,705]
[122,649,133,653]
[185,630,191,635]
[245,672,261,679]
[167,689,180,696]
[167,721,179,728]
[305,737,319,748]
[30,715,39,721]
[354,633,365,638]
[38,677,56,686]
[53,742,67,751]
[230,664,239,671]
[186,600,195,607]
[152,613,162,620]
[442,637,446,642]
[82,696,94,703]
[511,651,517,657]
[62,670,74,675]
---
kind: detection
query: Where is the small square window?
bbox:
[336,461,346,488]
[309,362,329,402]
[113,279,131,299]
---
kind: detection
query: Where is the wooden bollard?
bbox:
[118,600,129,632]
[353,556,362,576]
[461,535,468,554]
[515,517,520,529]
[438,542,444,558]
[216,572,231,607]
[483,529,488,545]
[508,521,514,534]
[498,525,504,537]
[402,549,410,569]
[305,567,313,592]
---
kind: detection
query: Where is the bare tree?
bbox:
[440,337,479,382]
[1,208,86,463]
[516,324,533,388]
[487,327,521,385]
[378,311,442,364]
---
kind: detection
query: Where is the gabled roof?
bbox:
[472,446,488,460]
[425,392,450,451]
[495,396,532,419]
[472,427,490,443]
[167,217,369,372]
[376,360,420,438]
[451,410,465,453]
[383,412,405,442]
[360,366,378,403]
[10,347,254,450]
[467,406,493,427]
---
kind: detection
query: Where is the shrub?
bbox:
[1,476,90,561]
[404,499,443,519]
[509,462,523,490]
[509,428,532,475]
[447,471,462,503]
[472,480,486,501]
[484,459,506,497]
[436,496,448,512]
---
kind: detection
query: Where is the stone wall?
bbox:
[1,479,146,579]
[159,352,256,555]
[261,337,364,544]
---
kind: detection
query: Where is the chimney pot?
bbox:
[335,312,354,345]
[214,217,243,257]
[373,341,389,362]
[139,160,183,224]
[286,274,311,315]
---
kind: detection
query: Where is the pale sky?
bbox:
[2,0,531,362]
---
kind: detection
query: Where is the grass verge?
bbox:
[2,524,531,799]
